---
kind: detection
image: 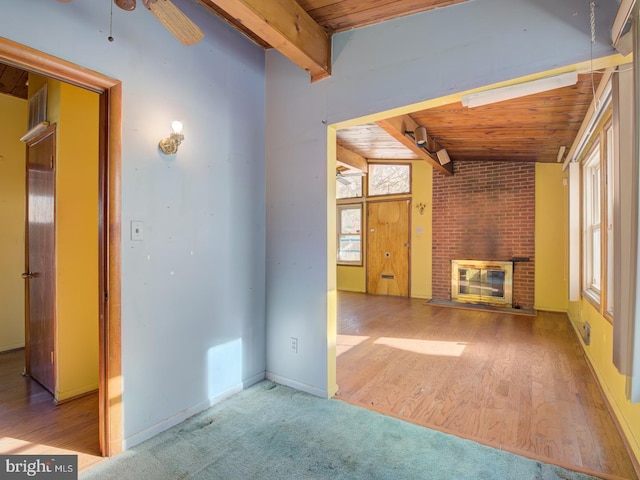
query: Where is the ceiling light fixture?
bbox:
[461,71,578,108]
[414,126,429,146]
[336,170,365,185]
[336,175,350,186]
[436,148,451,165]
[159,120,184,154]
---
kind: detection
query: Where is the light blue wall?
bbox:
[265,0,618,396]
[1,0,266,447]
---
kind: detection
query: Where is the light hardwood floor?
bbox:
[0,349,104,472]
[336,292,638,480]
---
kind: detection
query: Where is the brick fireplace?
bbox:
[432,161,535,309]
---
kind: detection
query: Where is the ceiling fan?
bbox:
[336,170,365,186]
[59,0,204,46]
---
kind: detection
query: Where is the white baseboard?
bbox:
[242,371,266,390]
[124,372,266,450]
[265,371,329,398]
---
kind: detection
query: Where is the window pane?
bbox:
[338,235,361,262]
[368,164,410,196]
[337,205,362,265]
[592,226,601,291]
[337,176,363,199]
[583,145,601,301]
[606,125,614,315]
[341,208,361,234]
[591,166,601,222]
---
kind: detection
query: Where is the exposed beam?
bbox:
[197,0,331,82]
[336,144,367,172]
[376,115,454,176]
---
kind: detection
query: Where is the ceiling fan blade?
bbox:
[145,0,204,46]
[115,0,136,11]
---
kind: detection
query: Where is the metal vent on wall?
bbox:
[20,84,50,143]
[28,84,47,130]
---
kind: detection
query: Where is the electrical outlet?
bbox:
[582,322,591,346]
[290,337,298,353]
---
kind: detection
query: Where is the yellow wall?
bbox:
[410,160,432,299]
[0,94,28,352]
[534,163,568,311]
[336,160,433,299]
[336,265,366,292]
[27,75,100,401]
[568,300,640,465]
[56,81,100,401]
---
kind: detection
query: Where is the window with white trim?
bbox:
[583,144,601,301]
[605,122,614,317]
[337,204,362,265]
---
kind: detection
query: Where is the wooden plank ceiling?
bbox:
[297,0,469,33]
[337,73,603,167]
[0,63,28,99]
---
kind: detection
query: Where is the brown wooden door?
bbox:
[24,125,56,395]
[367,199,410,296]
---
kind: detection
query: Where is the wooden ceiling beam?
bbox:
[197,0,331,82]
[376,115,453,176]
[336,144,367,172]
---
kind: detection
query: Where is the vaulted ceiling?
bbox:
[1,0,612,173]
[336,72,604,172]
[194,0,609,173]
[197,0,472,80]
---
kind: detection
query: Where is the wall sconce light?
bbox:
[416,202,426,215]
[159,120,184,154]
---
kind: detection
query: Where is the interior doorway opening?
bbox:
[0,36,122,459]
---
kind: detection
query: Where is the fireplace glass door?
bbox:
[458,268,505,298]
[451,260,513,306]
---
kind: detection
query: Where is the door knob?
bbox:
[21,272,38,279]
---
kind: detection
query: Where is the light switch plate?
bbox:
[131,221,144,241]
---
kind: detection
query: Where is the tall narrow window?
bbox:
[605,123,614,317]
[583,144,601,301]
[337,204,362,265]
